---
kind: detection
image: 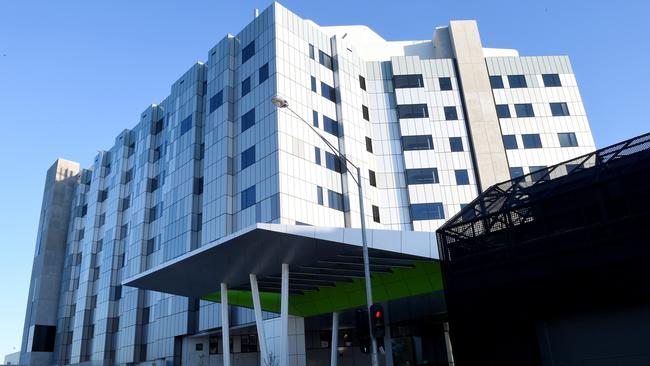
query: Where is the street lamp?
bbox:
[272,96,379,366]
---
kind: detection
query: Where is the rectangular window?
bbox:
[259,63,269,83]
[241,186,256,209]
[209,91,223,113]
[530,166,550,181]
[314,147,321,165]
[241,108,255,132]
[241,76,251,97]
[309,44,315,59]
[362,105,370,121]
[120,196,130,211]
[372,205,380,223]
[522,134,543,149]
[455,169,470,185]
[317,186,324,205]
[122,169,133,184]
[365,137,373,153]
[325,152,343,173]
[393,74,424,88]
[241,146,255,170]
[312,111,319,127]
[152,118,164,134]
[147,176,159,192]
[31,325,56,352]
[320,82,336,102]
[359,75,366,90]
[323,116,340,137]
[558,132,578,147]
[542,73,562,87]
[550,102,570,116]
[397,104,429,119]
[328,190,344,211]
[98,189,108,202]
[515,103,535,117]
[193,177,203,195]
[449,137,464,152]
[402,135,434,151]
[502,135,518,150]
[444,106,458,120]
[439,77,452,91]
[406,168,439,185]
[508,75,527,88]
[496,104,511,118]
[180,115,192,136]
[311,76,317,92]
[369,170,377,187]
[490,75,504,89]
[241,41,255,63]
[510,167,525,178]
[318,50,333,70]
[411,203,445,220]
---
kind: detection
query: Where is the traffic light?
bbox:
[370,303,385,338]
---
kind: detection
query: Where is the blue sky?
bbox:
[0,0,648,359]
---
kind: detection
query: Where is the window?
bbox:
[393,74,424,88]
[369,170,377,187]
[530,166,550,181]
[550,102,570,116]
[558,132,578,147]
[309,44,315,59]
[80,204,88,217]
[406,168,439,185]
[321,82,336,102]
[314,147,321,165]
[259,63,269,83]
[515,103,535,117]
[510,167,525,178]
[241,186,256,209]
[180,115,192,136]
[241,108,255,132]
[123,169,133,184]
[98,190,108,202]
[120,196,130,211]
[359,75,366,90]
[508,75,527,88]
[397,104,429,119]
[496,104,511,118]
[328,190,344,211]
[311,76,317,92]
[209,91,223,113]
[152,118,164,134]
[323,116,340,137]
[110,285,122,301]
[439,77,452,91]
[318,50,333,70]
[490,75,504,89]
[542,73,562,87]
[241,41,255,63]
[241,77,251,97]
[98,214,105,227]
[241,146,255,170]
[30,325,56,352]
[142,307,150,325]
[411,203,445,220]
[449,137,464,152]
[455,170,470,185]
[317,186,324,205]
[402,135,434,151]
[362,105,370,121]
[312,111,319,127]
[566,164,583,174]
[502,135,518,150]
[444,106,458,120]
[148,203,162,223]
[147,176,159,192]
[522,134,543,149]
[372,205,380,223]
[325,152,343,173]
[119,224,128,240]
[365,137,373,153]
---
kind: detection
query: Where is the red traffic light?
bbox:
[374,310,382,318]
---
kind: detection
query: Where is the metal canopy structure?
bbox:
[124,223,441,317]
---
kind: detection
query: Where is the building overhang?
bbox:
[124,223,442,317]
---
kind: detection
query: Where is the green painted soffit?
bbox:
[202,261,443,317]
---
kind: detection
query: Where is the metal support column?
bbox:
[220,283,230,366]
[250,274,268,366]
[280,263,289,366]
[330,312,339,366]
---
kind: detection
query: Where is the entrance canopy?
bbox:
[124,223,442,317]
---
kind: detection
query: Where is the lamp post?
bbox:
[272,96,379,366]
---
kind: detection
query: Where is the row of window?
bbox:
[399,135,466,152]
[490,73,563,89]
[396,104,458,120]
[393,74,453,91]
[310,76,336,102]
[403,168,470,186]
[502,132,579,150]
[496,102,570,118]
[241,63,270,97]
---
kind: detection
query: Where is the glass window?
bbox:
[325,152,343,173]
[522,134,543,149]
[515,103,535,117]
[152,118,164,134]
[508,75,527,88]
[490,75,504,89]
[309,44,315,59]
[542,73,562,87]
[510,167,525,178]
[241,76,251,97]
[209,90,223,113]
[402,135,434,151]
[558,132,578,147]
[449,137,464,152]
[241,185,256,209]
[314,147,321,165]
[362,105,370,121]
[550,102,570,116]
[241,108,255,132]
[318,50,333,70]
[320,82,336,102]
[444,106,458,120]
[359,75,366,90]
[369,170,377,187]
[455,169,470,185]
[328,190,344,211]
[372,205,380,223]
[406,168,439,185]
[397,104,429,119]
[241,146,255,170]
[317,186,324,205]
[311,76,317,92]
[439,77,452,91]
[530,166,549,181]
[98,189,108,202]
[502,135,518,150]
[259,63,269,83]
[411,203,445,220]
[393,74,424,88]
[496,104,511,118]
[365,137,373,153]
[323,115,340,137]
[180,115,192,136]
[312,110,319,127]
[241,41,255,63]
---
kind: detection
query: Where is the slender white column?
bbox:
[220,283,231,366]
[250,274,268,366]
[330,312,339,366]
[280,263,289,366]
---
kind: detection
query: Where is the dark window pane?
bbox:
[496,104,511,118]
[318,50,333,70]
[309,44,315,59]
[508,75,527,88]
[411,203,445,220]
[311,76,317,92]
[317,186,324,205]
[328,190,344,211]
[502,135,518,150]
[320,82,336,102]
[209,90,224,113]
[439,77,452,91]
[522,134,543,149]
[394,74,424,88]
[406,168,439,185]
[259,63,269,83]
[372,205,380,223]
[152,118,164,134]
[31,325,56,352]
[444,106,458,120]
[542,73,562,87]
[558,132,578,147]
[550,102,570,116]
[490,75,504,89]
[449,137,464,152]
[180,115,192,136]
[242,41,255,63]
[241,77,251,97]
[312,111,319,127]
[369,170,377,187]
[315,147,321,165]
[455,169,470,185]
[323,115,340,137]
[402,135,434,151]
[365,137,373,153]
[241,146,255,170]
[397,104,429,119]
[241,186,256,209]
[241,108,255,132]
[530,166,550,181]
[359,75,366,90]
[515,103,535,117]
[510,167,524,178]
[325,152,343,173]
[362,105,370,121]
